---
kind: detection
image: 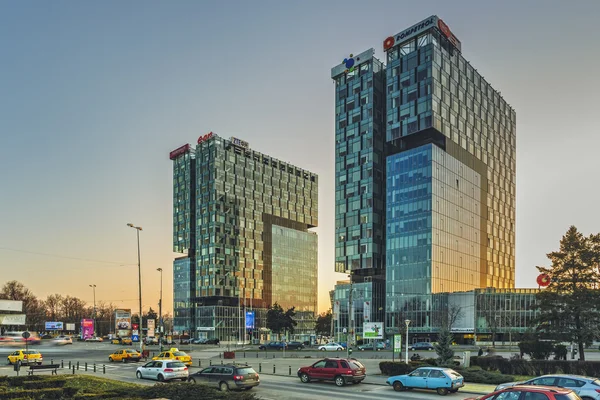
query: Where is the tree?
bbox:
[435,325,455,367]
[535,226,600,361]
[44,294,64,321]
[0,281,45,330]
[266,302,297,340]
[447,305,464,330]
[315,310,332,343]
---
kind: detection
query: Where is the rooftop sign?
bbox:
[169,144,191,160]
[383,15,461,52]
[230,137,249,150]
[197,132,214,145]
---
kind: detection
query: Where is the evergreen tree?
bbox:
[435,326,455,367]
[535,226,600,361]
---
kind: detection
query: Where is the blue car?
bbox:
[386,367,464,396]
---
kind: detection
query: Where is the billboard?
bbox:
[393,334,402,353]
[45,321,64,330]
[0,314,26,325]
[66,323,75,331]
[147,319,155,338]
[363,301,371,322]
[0,300,23,312]
[115,309,132,337]
[245,311,255,329]
[363,322,384,339]
[81,319,94,339]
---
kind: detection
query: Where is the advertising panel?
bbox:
[115,309,132,338]
[81,319,94,339]
[363,301,371,322]
[45,321,64,330]
[333,301,340,323]
[0,314,26,325]
[0,300,23,312]
[363,322,384,339]
[245,311,255,329]
[66,323,75,331]
[393,334,403,353]
[147,319,155,338]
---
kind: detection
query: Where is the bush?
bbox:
[22,379,67,389]
[554,345,568,361]
[470,356,600,377]
[456,367,514,385]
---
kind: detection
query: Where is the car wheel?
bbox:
[136,371,142,379]
[437,387,449,396]
[300,373,310,383]
[320,348,325,351]
[122,358,127,363]
[7,359,11,365]
[219,382,229,392]
[337,347,343,351]
[157,374,165,382]
[393,381,405,392]
[335,376,345,387]
[188,378,196,384]
[109,357,113,362]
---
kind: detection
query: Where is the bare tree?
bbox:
[447,305,464,329]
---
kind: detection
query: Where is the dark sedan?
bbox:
[258,342,287,350]
[188,364,260,391]
[286,341,305,350]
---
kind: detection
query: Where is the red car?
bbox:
[297,358,366,387]
[465,385,581,400]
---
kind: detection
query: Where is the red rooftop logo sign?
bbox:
[198,132,214,144]
[169,144,191,160]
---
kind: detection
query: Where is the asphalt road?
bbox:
[0,342,481,400]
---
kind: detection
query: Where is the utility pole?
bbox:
[347,270,353,358]
[157,268,163,352]
[127,223,144,353]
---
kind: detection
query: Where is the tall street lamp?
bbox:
[157,267,163,352]
[89,285,96,335]
[405,319,411,364]
[127,223,144,353]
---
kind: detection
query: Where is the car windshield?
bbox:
[173,352,187,356]
[237,367,256,375]
[166,362,185,368]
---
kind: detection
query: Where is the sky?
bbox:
[1,0,599,316]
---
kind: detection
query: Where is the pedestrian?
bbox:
[478,347,483,357]
[216,338,220,347]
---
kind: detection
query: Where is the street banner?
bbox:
[363,301,371,322]
[333,301,340,322]
[363,322,384,339]
[115,309,132,338]
[394,334,402,353]
[245,311,255,329]
[81,319,94,339]
[147,319,155,338]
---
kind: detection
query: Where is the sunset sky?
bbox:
[1,0,599,315]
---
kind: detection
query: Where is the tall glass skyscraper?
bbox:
[332,15,516,339]
[169,134,318,341]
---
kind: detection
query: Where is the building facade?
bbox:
[332,15,516,340]
[170,133,318,342]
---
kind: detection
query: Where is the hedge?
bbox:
[140,383,259,400]
[471,356,600,377]
[0,387,78,399]
[379,361,515,385]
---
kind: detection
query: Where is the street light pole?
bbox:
[405,319,411,364]
[89,285,96,335]
[157,268,163,352]
[127,223,144,353]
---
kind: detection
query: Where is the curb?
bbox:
[257,372,491,395]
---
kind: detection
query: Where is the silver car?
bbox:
[496,374,600,400]
[136,360,189,382]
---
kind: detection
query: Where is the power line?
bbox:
[0,246,134,267]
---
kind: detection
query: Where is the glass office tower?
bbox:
[332,16,516,339]
[170,134,318,340]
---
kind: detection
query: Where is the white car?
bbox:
[52,336,73,345]
[318,343,344,351]
[85,336,103,342]
[136,360,189,382]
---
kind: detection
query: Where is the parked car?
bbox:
[188,364,260,392]
[258,342,287,350]
[6,349,43,365]
[136,360,188,382]
[466,385,582,400]
[358,342,386,351]
[202,338,219,345]
[191,338,206,344]
[144,337,158,345]
[108,349,142,363]
[386,367,464,395]
[286,341,305,350]
[409,342,434,351]
[318,343,344,351]
[298,358,366,386]
[85,336,103,342]
[495,374,600,399]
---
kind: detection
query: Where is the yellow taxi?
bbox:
[112,337,133,345]
[152,348,192,366]
[7,349,43,365]
[108,349,141,363]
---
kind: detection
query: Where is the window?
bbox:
[494,391,521,400]
[313,361,326,368]
[340,361,349,368]
[522,393,549,400]
[324,361,338,368]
